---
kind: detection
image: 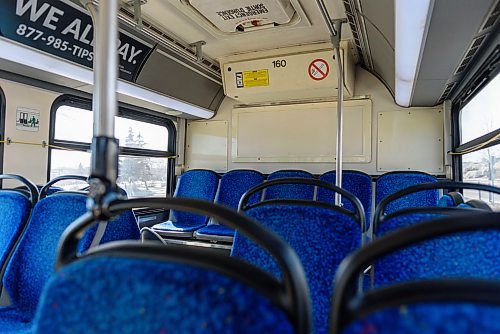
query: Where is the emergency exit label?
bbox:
[308,59,330,81]
[16,107,40,132]
[236,69,269,88]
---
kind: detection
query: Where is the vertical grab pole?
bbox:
[314,0,346,205]
[81,0,121,212]
[333,21,345,206]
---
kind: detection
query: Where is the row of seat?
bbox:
[152,169,440,242]
[26,194,500,333]
[0,174,140,333]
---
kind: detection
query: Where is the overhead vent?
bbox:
[343,0,370,69]
[437,82,457,103]
[187,0,295,33]
[481,0,500,32]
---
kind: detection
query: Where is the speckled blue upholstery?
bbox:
[318,171,372,226]
[438,194,455,207]
[264,170,314,200]
[195,224,236,237]
[374,213,500,287]
[167,170,219,229]
[0,194,88,331]
[375,172,438,214]
[78,210,140,252]
[0,191,32,280]
[0,193,137,331]
[232,204,361,334]
[34,257,294,334]
[342,302,500,334]
[196,170,263,238]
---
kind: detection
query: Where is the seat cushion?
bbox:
[152,221,207,238]
[195,225,235,242]
[0,307,33,333]
[196,225,235,237]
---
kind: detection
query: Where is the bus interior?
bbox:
[0,0,498,333]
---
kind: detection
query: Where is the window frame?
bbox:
[48,95,177,196]
[452,46,500,181]
[0,86,5,175]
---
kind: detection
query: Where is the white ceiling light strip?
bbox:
[395,0,433,107]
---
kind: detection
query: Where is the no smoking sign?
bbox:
[308,59,330,81]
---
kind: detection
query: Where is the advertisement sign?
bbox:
[0,0,154,81]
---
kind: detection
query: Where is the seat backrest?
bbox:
[232,203,362,334]
[1,192,136,319]
[264,170,314,200]
[331,212,500,334]
[373,211,500,287]
[438,191,465,207]
[169,170,219,226]
[2,194,88,318]
[77,209,140,252]
[34,198,313,333]
[216,170,264,209]
[375,172,438,214]
[318,171,372,226]
[0,191,32,280]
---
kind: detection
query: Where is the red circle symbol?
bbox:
[308,59,330,81]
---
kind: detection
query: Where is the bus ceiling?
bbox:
[0,0,498,115]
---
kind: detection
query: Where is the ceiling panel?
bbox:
[139,0,352,59]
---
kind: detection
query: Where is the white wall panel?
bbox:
[0,79,59,184]
[377,108,444,173]
[232,99,371,162]
[186,120,228,172]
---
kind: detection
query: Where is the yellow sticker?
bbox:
[239,69,269,88]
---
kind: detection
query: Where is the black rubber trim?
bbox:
[374,181,500,232]
[448,191,465,205]
[239,178,366,233]
[331,211,500,333]
[40,175,88,199]
[465,199,493,211]
[0,174,39,206]
[57,197,312,333]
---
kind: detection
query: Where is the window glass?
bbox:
[117,156,169,198]
[460,72,500,210]
[462,147,500,210]
[54,106,93,143]
[115,117,169,151]
[50,100,174,198]
[460,73,500,144]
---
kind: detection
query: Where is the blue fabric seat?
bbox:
[232,203,362,334]
[318,171,372,227]
[152,170,219,238]
[374,216,500,287]
[0,191,32,285]
[33,198,312,333]
[0,194,138,332]
[375,171,438,214]
[264,170,314,200]
[34,257,294,334]
[438,191,464,207]
[195,170,264,243]
[331,212,500,334]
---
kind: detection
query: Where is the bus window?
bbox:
[459,73,500,208]
[49,97,175,198]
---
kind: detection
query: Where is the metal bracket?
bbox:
[124,0,147,29]
[330,18,348,50]
[190,41,206,63]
